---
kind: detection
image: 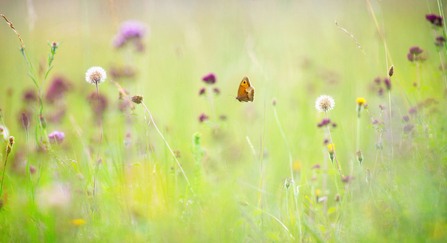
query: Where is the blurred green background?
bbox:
[0,0,446,242]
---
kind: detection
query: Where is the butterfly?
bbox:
[236,76,255,102]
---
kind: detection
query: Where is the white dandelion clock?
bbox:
[85,66,107,85]
[315,95,335,113]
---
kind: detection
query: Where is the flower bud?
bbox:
[355,149,363,165]
[131,95,144,104]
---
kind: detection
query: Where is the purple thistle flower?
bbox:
[317,123,323,128]
[202,73,216,84]
[46,77,71,103]
[342,175,355,183]
[407,53,415,62]
[48,131,65,144]
[213,88,220,95]
[409,107,417,115]
[435,36,446,47]
[321,118,331,126]
[112,20,148,51]
[384,78,391,90]
[426,14,443,27]
[379,104,386,110]
[332,123,337,128]
[199,88,206,96]
[372,119,379,124]
[403,124,415,133]
[402,115,410,122]
[23,89,37,103]
[374,77,381,85]
[311,164,321,169]
[323,139,329,145]
[198,113,209,123]
[409,46,423,55]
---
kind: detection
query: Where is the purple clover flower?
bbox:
[426,14,443,27]
[48,131,65,144]
[198,113,209,123]
[202,73,216,84]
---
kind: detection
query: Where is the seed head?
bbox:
[85,66,107,85]
[388,65,394,77]
[131,95,144,104]
[315,95,335,113]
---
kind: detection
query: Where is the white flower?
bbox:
[85,66,107,85]
[315,95,335,112]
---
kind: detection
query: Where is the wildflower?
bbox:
[403,124,415,133]
[6,136,14,153]
[384,78,391,90]
[363,103,368,109]
[426,14,443,27]
[213,88,220,95]
[46,76,71,103]
[23,89,37,103]
[48,131,65,144]
[311,164,320,169]
[131,94,144,104]
[321,119,331,126]
[341,175,354,183]
[199,88,206,96]
[356,97,366,117]
[388,65,394,77]
[356,97,366,105]
[21,113,29,130]
[379,104,386,110]
[332,123,337,128]
[378,88,384,96]
[323,139,329,145]
[372,119,379,124]
[293,160,301,171]
[374,77,381,85]
[315,95,335,113]
[327,143,335,164]
[402,115,410,122]
[29,165,36,174]
[355,149,363,165]
[435,36,446,47]
[409,46,423,55]
[112,20,148,51]
[198,113,209,123]
[85,67,107,85]
[88,93,108,115]
[71,219,86,226]
[409,107,417,115]
[202,73,216,84]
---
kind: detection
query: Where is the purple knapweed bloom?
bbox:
[112,20,148,51]
[46,77,71,103]
[379,104,386,110]
[48,131,65,144]
[199,88,206,96]
[426,14,443,27]
[332,123,337,128]
[384,78,391,90]
[213,88,220,95]
[407,47,425,62]
[321,119,331,126]
[435,36,446,47]
[198,113,209,123]
[202,73,216,84]
[409,107,417,115]
[372,119,379,124]
[374,77,381,85]
[403,124,415,133]
[402,115,410,122]
[409,46,423,55]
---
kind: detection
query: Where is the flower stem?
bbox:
[0,150,11,197]
[325,111,343,180]
[140,102,196,197]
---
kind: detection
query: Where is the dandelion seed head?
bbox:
[315,95,335,112]
[85,66,107,85]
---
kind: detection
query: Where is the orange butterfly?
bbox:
[236,76,255,102]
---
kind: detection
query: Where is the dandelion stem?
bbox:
[325,111,343,180]
[140,102,196,197]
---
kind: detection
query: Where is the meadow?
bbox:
[1,0,447,242]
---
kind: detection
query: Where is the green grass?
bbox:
[1,0,447,242]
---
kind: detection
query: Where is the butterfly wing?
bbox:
[236,76,254,102]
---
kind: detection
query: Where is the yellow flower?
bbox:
[71,219,86,226]
[315,189,320,197]
[293,160,301,172]
[356,97,366,105]
[327,144,334,154]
